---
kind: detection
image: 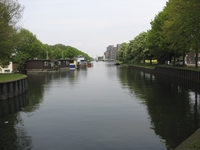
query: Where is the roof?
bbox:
[26,59,76,62]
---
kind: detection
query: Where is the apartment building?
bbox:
[105,44,121,59]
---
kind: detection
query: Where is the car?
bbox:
[176,60,187,66]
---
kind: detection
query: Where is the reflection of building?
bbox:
[0,61,13,73]
[105,44,121,59]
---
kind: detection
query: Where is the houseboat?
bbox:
[74,55,87,68]
[26,59,77,73]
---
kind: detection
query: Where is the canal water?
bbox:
[0,61,200,150]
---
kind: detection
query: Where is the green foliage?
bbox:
[163,0,200,67]
[116,32,149,64]
[0,0,24,64]
[146,10,174,64]
[50,44,92,60]
[129,32,148,63]
[52,47,62,59]
[98,56,103,60]
[14,29,44,71]
[116,42,129,62]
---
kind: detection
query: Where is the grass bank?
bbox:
[0,74,26,82]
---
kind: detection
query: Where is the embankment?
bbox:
[128,65,200,83]
[0,76,28,100]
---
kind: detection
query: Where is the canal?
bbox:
[0,61,200,150]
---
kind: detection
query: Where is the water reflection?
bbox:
[1,64,200,150]
[117,67,200,149]
[0,92,29,119]
[0,92,32,150]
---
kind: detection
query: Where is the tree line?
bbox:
[0,0,92,71]
[116,0,200,68]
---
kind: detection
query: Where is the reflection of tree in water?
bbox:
[0,92,32,150]
[117,67,200,149]
[0,71,82,150]
[24,71,80,113]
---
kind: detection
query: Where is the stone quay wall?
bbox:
[128,65,200,83]
[0,77,28,100]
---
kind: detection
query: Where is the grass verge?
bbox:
[0,74,26,82]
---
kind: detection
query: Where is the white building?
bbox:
[0,62,13,73]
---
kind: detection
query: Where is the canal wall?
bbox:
[0,92,29,118]
[0,76,28,100]
[128,65,200,83]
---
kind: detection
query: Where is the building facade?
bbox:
[0,62,13,73]
[105,44,121,59]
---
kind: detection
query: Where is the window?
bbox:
[58,61,61,65]
[44,61,49,66]
[66,61,69,65]
[4,70,10,73]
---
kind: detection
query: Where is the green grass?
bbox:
[119,62,158,69]
[0,74,26,82]
[188,139,200,150]
[130,63,158,69]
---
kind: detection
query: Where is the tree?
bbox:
[52,47,62,59]
[67,47,78,59]
[0,0,24,65]
[50,44,92,60]
[129,32,148,64]
[116,42,129,62]
[163,0,200,67]
[146,10,176,64]
[14,29,44,71]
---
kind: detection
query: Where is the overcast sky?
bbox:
[18,0,168,58]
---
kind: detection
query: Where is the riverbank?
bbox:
[0,74,26,82]
[175,128,200,150]
[119,62,200,150]
[119,62,200,71]
[0,74,28,100]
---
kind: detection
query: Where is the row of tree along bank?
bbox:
[0,0,92,72]
[116,0,200,68]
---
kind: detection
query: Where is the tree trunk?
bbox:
[150,57,152,65]
[195,52,198,68]
[173,57,176,66]
[195,41,199,68]
[182,54,185,66]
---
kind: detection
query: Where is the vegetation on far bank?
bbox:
[116,1,200,69]
[0,0,92,72]
[0,74,26,82]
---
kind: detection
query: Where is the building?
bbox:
[105,44,121,60]
[186,53,200,64]
[0,62,13,73]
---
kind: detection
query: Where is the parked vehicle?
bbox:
[176,60,187,66]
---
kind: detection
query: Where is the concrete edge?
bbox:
[174,128,200,150]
